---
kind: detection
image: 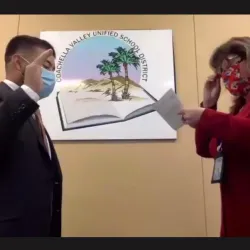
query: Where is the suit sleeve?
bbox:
[197,108,250,149]
[195,102,218,158]
[0,88,39,155]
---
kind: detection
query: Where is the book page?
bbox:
[59,91,120,124]
[153,88,184,130]
[61,115,121,130]
[125,104,154,120]
[104,86,154,119]
[112,100,154,120]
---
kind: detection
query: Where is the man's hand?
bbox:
[24,49,53,94]
[179,108,206,128]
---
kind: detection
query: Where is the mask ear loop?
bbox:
[15,54,30,65]
[14,54,30,77]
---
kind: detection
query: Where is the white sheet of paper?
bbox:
[153,88,184,130]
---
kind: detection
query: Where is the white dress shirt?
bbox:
[3,79,51,159]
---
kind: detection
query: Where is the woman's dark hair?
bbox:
[209,37,250,114]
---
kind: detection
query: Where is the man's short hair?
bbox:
[5,35,56,64]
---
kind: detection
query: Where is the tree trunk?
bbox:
[122,64,130,99]
[109,72,118,101]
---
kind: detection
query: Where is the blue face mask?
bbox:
[39,68,56,99]
[19,55,56,99]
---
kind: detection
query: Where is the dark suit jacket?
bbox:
[0,82,63,237]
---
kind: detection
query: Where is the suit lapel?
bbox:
[45,129,61,166]
[28,116,49,157]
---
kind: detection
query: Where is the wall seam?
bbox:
[192,14,208,237]
[17,15,20,35]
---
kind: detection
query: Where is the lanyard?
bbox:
[211,139,224,184]
[217,140,222,153]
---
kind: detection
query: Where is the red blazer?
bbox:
[195,101,250,237]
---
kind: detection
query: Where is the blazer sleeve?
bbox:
[195,102,218,158]
[197,107,250,150]
[0,88,39,155]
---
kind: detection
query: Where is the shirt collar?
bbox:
[3,79,19,91]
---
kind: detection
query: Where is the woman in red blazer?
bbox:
[180,37,250,237]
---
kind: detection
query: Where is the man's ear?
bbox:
[12,54,24,72]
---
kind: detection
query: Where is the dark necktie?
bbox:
[35,110,49,153]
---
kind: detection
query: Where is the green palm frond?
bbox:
[108,46,140,69]
[96,60,121,75]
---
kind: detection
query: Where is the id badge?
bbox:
[211,144,224,184]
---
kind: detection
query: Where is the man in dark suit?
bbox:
[0,35,63,237]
